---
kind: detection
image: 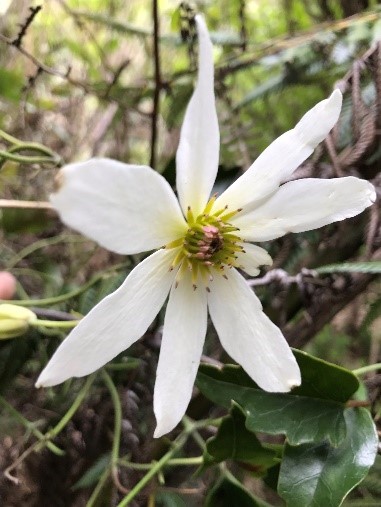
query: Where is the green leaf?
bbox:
[234,74,285,110]
[278,408,378,507]
[202,403,277,475]
[316,262,381,274]
[291,350,359,402]
[0,68,24,101]
[164,84,193,129]
[197,350,359,446]
[72,454,110,490]
[205,474,272,507]
[1,208,54,234]
[156,490,187,507]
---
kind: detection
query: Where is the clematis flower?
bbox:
[36,16,376,437]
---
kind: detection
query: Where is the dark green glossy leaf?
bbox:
[278,408,378,507]
[197,350,359,446]
[291,350,359,402]
[203,403,277,475]
[205,474,272,507]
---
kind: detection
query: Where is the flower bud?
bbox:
[0,304,37,339]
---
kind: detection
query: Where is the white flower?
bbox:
[36,16,376,438]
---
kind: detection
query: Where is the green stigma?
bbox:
[164,195,244,289]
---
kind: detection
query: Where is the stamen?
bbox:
[186,206,195,224]
[213,205,229,217]
[169,195,245,284]
[203,193,218,215]
[165,238,184,249]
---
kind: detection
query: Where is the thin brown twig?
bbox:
[4,440,41,485]
[0,199,52,209]
[0,32,88,91]
[150,0,161,169]
[12,5,42,48]
[217,10,381,78]
[285,248,381,348]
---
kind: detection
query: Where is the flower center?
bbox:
[164,195,244,289]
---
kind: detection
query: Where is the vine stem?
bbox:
[353,363,381,376]
[0,261,130,306]
[118,456,203,470]
[31,319,80,329]
[101,370,122,468]
[0,396,63,455]
[116,431,189,506]
[46,374,95,437]
[116,415,221,506]
[0,149,56,164]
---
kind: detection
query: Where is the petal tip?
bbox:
[324,88,342,122]
[153,427,163,439]
[264,254,273,266]
[153,421,172,439]
[35,366,66,388]
[287,377,301,390]
[35,372,53,388]
[367,181,377,204]
[329,88,343,107]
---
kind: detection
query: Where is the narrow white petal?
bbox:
[233,177,376,242]
[51,158,187,255]
[36,249,178,387]
[236,243,273,276]
[154,270,207,438]
[214,90,342,212]
[208,269,301,392]
[176,15,220,215]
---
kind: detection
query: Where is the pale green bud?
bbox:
[0,304,37,339]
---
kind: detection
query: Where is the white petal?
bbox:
[236,243,273,276]
[208,268,301,392]
[154,270,207,437]
[176,15,220,215]
[214,90,342,212]
[51,158,187,255]
[36,249,178,387]
[233,177,376,242]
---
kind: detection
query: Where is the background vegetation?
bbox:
[0,0,380,505]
